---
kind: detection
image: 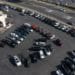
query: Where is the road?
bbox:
[16,1,75,26]
[2,0,75,26]
[0,6,75,75]
[40,0,75,8]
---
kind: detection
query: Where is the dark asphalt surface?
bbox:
[0,7,75,75]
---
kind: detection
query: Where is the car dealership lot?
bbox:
[0,6,75,75]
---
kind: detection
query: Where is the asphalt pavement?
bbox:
[0,7,75,75]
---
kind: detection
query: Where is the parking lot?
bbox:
[0,5,75,75]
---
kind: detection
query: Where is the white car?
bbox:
[71,50,75,56]
[9,36,21,45]
[35,14,40,18]
[35,41,46,46]
[57,25,63,29]
[42,47,51,56]
[54,22,60,27]
[56,69,64,75]
[24,23,31,27]
[45,49,51,56]
[65,27,72,32]
[50,35,56,40]
[10,32,18,38]
[16,40,21,44]
[39,50,45,59]
[13,55,22,66]
[10,33,23,42]
[24,23,33,32]
[61,25,67,30]
[30,12,34,16]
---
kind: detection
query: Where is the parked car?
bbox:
[35,38,47,42]
[45,44,53,52]
[35,41,46,46]
[56,69,64,75]
[68,29,75,37]
[61,61,72,75]
[15,7,22,12]
[29,52,38,63]
[53,39,62,46]
[38,50,46,59]
[24,23,33,32]
[64,57,75,71]
[57,25,63,29]
[35,14,40,18]
[7,36,21,45]
[61,25,68,31]
[71,50,75,57]
[42,47,51,56]
[31,24,38,30]
[64,26,72,33]
[0,41,5,47]
[19,54,30,67]
[13,55,22,66]
[54,22,60,27]
[50,34,56,40]
[67,22,73,25]
[2,38,17,48]
[30,11,35,16]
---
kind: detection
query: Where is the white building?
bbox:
[0,11,7,27]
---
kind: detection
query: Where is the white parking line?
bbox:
[63,15,72,20]
[32,4,54,13]
[45,9,53,13]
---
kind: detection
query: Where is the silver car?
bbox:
[13,55,22,66]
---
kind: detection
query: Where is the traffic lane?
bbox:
[31,4,75,26]
[19,0,67,14]
[21,0,62,11]
[32,1,75,18]
[26,0,75,15]
[18,3,73,25]
[67,12,75,17]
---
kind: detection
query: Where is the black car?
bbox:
[19,54,30,67]
[64,57,75,71]
[29,52,38,63]
[35,37,47,42]
[53,39,62,46]
[68,29,75,37]
[61,61,72,75]
[29,46,41,51]
[45,44,53,52]
[2,39,17,48]
[0,41,5,47]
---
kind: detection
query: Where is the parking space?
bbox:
[0,4,75,75]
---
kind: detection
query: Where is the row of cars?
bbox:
[20,8,75,38]
[55,50,75,75]
[2,4,75,38]
[31,24,62,46]
[29,37,54,60]
[9,37,54,67]
[1,23,33,48]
